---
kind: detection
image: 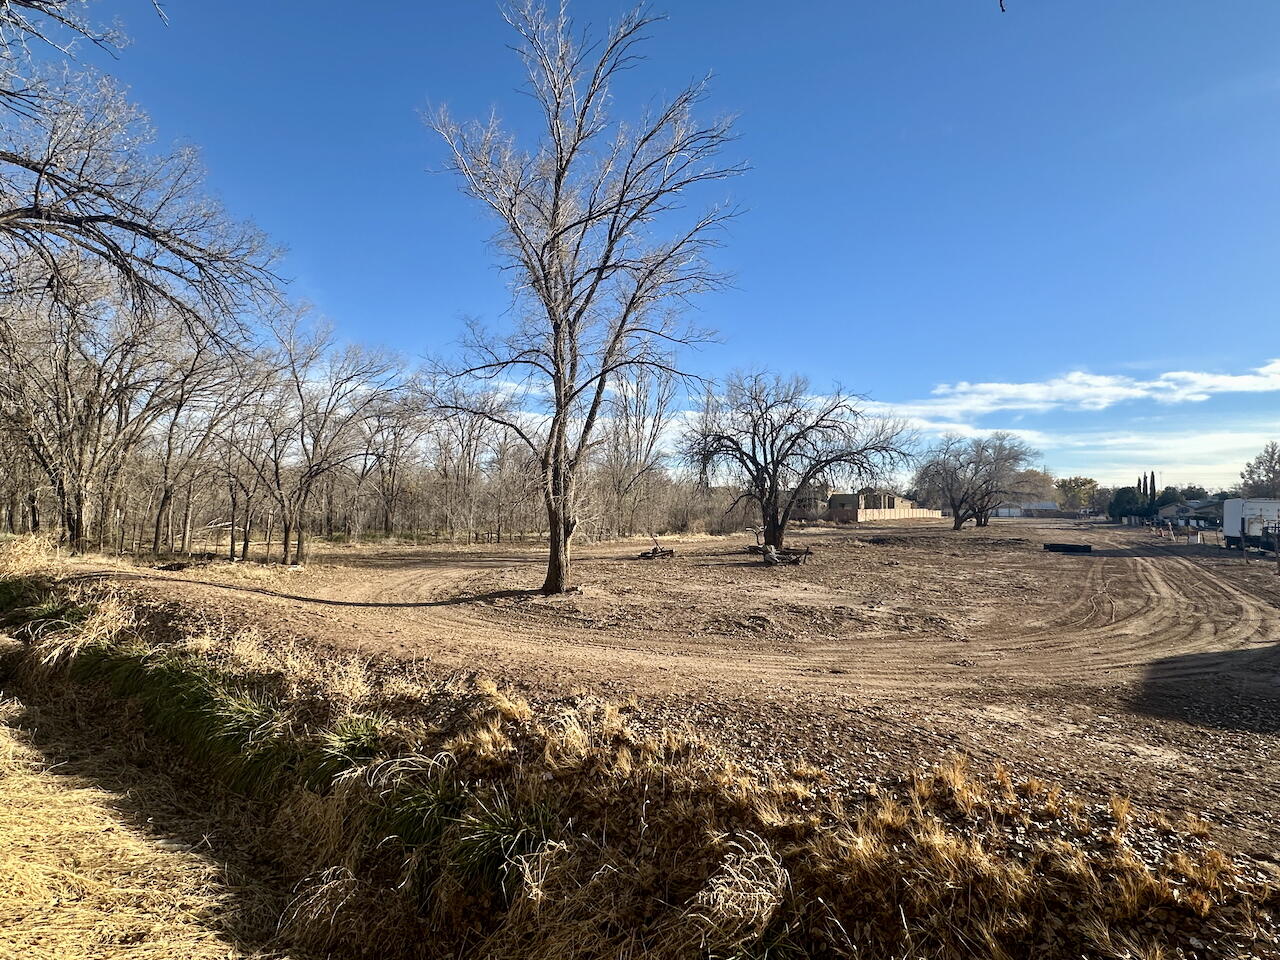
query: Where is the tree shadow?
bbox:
[65,571,544,608]
[296,551,547,571]
[1056,543,1240,560]
[1127,644,1280,734]
[4,694,293,957]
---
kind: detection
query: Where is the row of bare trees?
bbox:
[0,0,277,551]
[0,283,752,561]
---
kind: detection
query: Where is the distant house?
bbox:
[787,483,834,521]
[993,501,1059,518]
[824,489,942,523]
[1157,500,1222,525]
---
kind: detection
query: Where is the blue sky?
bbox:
[83,1,1280,488]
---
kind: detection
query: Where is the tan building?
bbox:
[824,489,942,523]
[788,483,835,521]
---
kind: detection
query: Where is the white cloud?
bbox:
[1033,426,1279,488]
[663,360,1280,491]
[891,414,1053,448]
[912,359,1280,419]
[859,360,1280,490]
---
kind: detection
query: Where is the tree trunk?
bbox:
[152,485,173,556]
[761,503,785,549]
[228,486,238,561]
[97,486,110,552]
[280,516,292,565]
[541,499,574,594]
[181,480,194,554]
[133,492,151,555]
[952,514,966,531]
[64,504,83,553]
[294,490,310,564]
[64,483,89,553]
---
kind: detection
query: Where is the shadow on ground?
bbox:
[66,571,544,609]
[3,693,291,956]
[1128,643,1280,734]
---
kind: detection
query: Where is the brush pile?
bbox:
[0,540,1276,960]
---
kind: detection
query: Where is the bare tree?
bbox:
[913,432,1040,530]
[229,378,297,562]
[362,396,431,539]
[1,77,276,325]
[0,0,116,116]
[148,342,240,554]
[0,1,283,553]
[478,426,540,544]
[685,371,911,550]
[431,1,740,592]
[0,266,225,551]
[432,402,495,542]
[268,316,399,564]
[598,365,676,537]
[0,0,276,325]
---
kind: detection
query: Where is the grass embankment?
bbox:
[0,538,1276,959]
[0,692,264,960]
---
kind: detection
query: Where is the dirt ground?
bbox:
[86,519,1280,873]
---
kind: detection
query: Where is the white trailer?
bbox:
[1222,498,1280,548]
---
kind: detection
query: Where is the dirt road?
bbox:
[91,520,1280,867]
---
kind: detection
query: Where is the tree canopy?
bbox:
[1241,442,1280,498]
[1055,476,1098,511]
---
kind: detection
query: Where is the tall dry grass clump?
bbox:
[0,532,64,581]
[1,564,1276,960]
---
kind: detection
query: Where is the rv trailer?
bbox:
[1222,498,1280,549]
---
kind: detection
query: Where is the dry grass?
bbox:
[0,696,255,960]
[2,543,1277,960]
[0,533,65,581]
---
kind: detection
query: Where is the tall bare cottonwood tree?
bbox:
[685,371,911,550]
[431,1,740,593]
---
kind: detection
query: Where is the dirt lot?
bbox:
[89,519,1280,871]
